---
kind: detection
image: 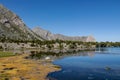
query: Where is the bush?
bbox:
[0,46,3,49]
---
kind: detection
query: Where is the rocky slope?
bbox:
[0,4,43,41]
[33,27,96,42]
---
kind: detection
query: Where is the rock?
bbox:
[105,66,111,71]
[45,56,50,60]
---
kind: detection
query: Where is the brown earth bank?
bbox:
[0,53,60,80]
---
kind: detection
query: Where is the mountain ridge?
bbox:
[32,27,96,42]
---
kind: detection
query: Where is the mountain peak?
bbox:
[0,4,6,9]
[33,27,52,40]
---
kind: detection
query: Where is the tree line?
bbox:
[0,38,120,49]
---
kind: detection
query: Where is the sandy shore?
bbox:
[0,53,60,80]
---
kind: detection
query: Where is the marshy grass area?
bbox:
[0,51,15,57]
[0,51,60,80]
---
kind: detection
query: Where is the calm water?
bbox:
[47,48,120,80]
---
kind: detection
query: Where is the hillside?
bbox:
[0,4,43,41]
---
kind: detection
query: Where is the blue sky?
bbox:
[0,0,120,42]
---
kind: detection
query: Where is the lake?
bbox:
[47,47,120,80]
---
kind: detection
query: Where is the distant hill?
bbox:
[32,27,96,42]
[0,4,43,41]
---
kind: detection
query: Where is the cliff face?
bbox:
[33,27,96,42]
[0,5,43,41]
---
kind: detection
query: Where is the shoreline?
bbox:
[0,53,60,80]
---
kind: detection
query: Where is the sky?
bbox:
[0,0,120,42]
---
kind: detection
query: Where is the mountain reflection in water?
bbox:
[46,48,120,80]
[27,49,95,61]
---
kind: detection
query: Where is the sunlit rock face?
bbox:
[0,4,43,41]
[33,27,96,42]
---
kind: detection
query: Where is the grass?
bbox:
[0,73,10,80]
[0,51,15,57]
[0,54,60,80]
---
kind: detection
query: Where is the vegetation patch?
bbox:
[0,51,15,57]
[53,65,61,69]
[0,73,10,80]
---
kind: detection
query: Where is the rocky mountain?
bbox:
[0,4,43,41]
[33,27,96,42]
[0,4,95,42]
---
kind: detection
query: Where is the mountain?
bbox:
[0,4,43,41]
[32,27,96,42]
[0,4,95,42]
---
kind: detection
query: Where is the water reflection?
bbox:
[27,49,95,61]
[10,47,120,60]
[95,47,120,54]
[46,48,120,80]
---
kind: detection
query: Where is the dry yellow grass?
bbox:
[0,53,60,80]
